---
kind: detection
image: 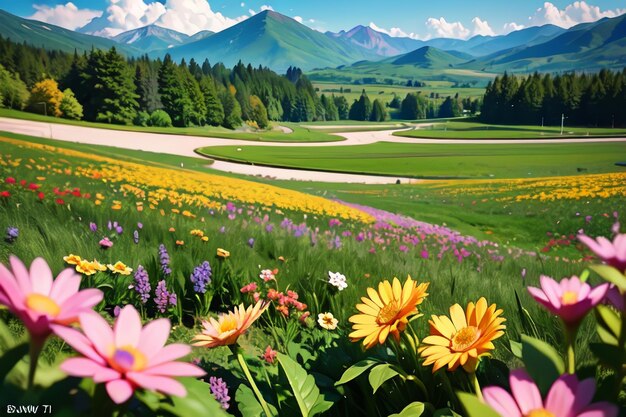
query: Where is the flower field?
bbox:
[0,135,624,416]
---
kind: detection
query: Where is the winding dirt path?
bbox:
[1,117,625,184]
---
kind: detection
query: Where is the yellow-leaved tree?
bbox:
[28,79,64,117]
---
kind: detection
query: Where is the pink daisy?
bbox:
[53,305,205,404]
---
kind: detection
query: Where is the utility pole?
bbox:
[541,116,544,128]
[560,113,565,135]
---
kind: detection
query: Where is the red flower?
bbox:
[28,183,40,190]
[0,191,10,198]
[71,189,81,197]
[55,198,65,205]
[83,193,91,199]
[5,177,16,184]
[20,180,26,187]
[37,192,45,200]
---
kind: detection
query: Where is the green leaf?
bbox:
[368,364,400,394]
[278,353,334,417]
[595,305,621,339]
[458,392,501,417]
[509,340,522,359]
[160,378,229,417]
[389,401,425,417]
[521,335,564,396]
[236,383,266,417]
[335,359,379,386]
[0,343,28,383]
[597,325,619,345]
[590,265,626,291]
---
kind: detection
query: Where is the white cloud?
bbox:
[471,17,495,37]
[528,1,625,28]
[260,5,274,11]
[425,17,470,39]
[79,0,249,37]
[28,2,102,31]
[368,22,420,40]
[294,16,303,23]
[240,2,245,7]
[502,22,525,34]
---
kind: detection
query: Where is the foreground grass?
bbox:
[198,141,626,179]
[0,108,343,142]
[395,120,626,139]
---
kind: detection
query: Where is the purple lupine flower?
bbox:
[209,376,231,410]
[89,222,98,232]
[137,222,143,229]
[115,226,123,234]
[265,224,274,233]
[5,226,18,243]
[248,238,255,248]
[585,215,593,223]
[158,244,171,276]
[133,230,139,244]
[155,280,176,313]
[190,261,212,293]
[133,266,151,304]
[219,226,226,233]
[107,220,112,230]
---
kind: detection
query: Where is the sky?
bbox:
[1,0,625,38]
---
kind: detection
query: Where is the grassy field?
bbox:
[0,109,343,143]
[396,120,626,139]
[197,141,626,179]
[313,81,485,105]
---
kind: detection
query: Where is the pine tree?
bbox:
[370,99,386,122]
[221,86,242,129]
[249,95,269,128]
[199,77,224,126]
[158,54,189,127]
[59,88,83,120]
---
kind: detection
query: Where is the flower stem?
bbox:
[236,349,273,417]
[469,372,483,401]
[565,328,577,374]
[27,337,45,390]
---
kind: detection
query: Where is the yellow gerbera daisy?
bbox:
[349,276,429,349]
[91,260,108,272]
[63,254,82,265]
[107,261,133,276]
[193,300,268,348]
[217,248,230,258]
[418,297,506,373]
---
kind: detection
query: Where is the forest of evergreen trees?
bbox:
[481,70,626,127]
[0,36,347,128]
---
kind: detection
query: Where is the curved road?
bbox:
[1,117,625,184]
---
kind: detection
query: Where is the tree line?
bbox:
[0,36,350,128]
[481,70,626,127]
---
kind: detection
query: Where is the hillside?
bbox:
[390,46,473,67]
[0,9,138,56]
[465,14,626,72]
[166,10,377,71]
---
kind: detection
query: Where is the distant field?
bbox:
[197,142,626,179]
[0,109,342,143]
[396,120,626,139]
[313,81,485,105]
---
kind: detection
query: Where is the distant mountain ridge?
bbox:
[112,25,194,52]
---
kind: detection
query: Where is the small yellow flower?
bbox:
[107,261,133,275]
[201,236,209,242]
[63,254,82,265]
[91,260,108,272]
[76,260,97,276]
[95,200,102,206]
[169,227,176,232]
[176,240,185,246]
[217,248,230,258]
[190,229,204,237]
[318,312,338,330]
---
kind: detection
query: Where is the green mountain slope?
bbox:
[166,10,378,71]
[465,14,626,72]
[0,9,138,56]
[389,46,472,67]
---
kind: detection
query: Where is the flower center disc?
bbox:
[219,316,238,334]
[25,294,61,317]
[376,301,399,325]
[111,346,146,373]
[526,409,556,417]
[452,326,480,351]
[561,291,578,305]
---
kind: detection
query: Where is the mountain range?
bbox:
[0,8,625,77]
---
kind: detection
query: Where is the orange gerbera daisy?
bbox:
[349,276,429,349]
[419,297,506,373]
[192,300,268,348]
